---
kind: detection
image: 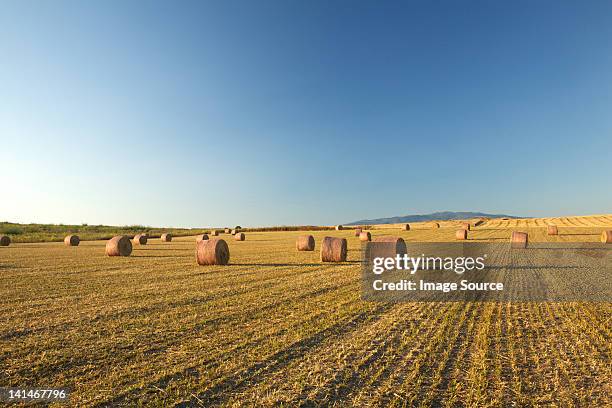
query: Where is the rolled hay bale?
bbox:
[511,232,528,249]
[235,232,245,241]
[321,237,347,262]
[230,229,236,235]
[196,238,230,265]
[403,224,410,231]
[601,230,612,244]
[456,229,468,240]
[296,235,315,251]
[196,234,209,243]
[161,233,172,242]
[462,223,471,231]
[354,228,362,237]
[359,231,371,242]
[0,235,11,246]
[335,225,344,231]
[210,230,219,236]
[105,235,132,256]
[547,225,558,236]
[432,222,440,229]
[224,228,231,234]
[64,235,80,246]
[372,236,407,255]
[133,234,147,245]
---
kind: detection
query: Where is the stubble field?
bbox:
[1,215,611,406]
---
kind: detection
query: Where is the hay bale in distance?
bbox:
[432,222,440,229]
[321,237,347,262]
[335,225,344,231]
[359,231,371,242]
[161,233,172,242]
[547,225,558,236]
[456,229,468,240]
[354,228,362,237]
[196,234,209,243]
[462,223,471,231]
[64,235,80,246]
[601,230,612,244]
[296,235,315,251]
[210,230,219,236]
[0,235,11,246]
[224,228,231,234]
[196,238,230,265]
[133,234,147,245]
[235,232,245,241]
[106,236,132,256]
[403,224,410,231]
[511,232,528,249]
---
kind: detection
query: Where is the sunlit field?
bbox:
[1,216,611,406]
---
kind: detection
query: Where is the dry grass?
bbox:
[0,215,610,406]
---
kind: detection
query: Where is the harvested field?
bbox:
[0,216,610,406]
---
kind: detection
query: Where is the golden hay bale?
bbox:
[432,222,440,229]
[547,225,558,235]
[511,232,528,249]
[359,231,371,241]
[64,235,80,246]
[335,225,344,231]
[235,232,245,241]
[601,230,612,244]
[133,234,147,245]
[0,235,11,246]
[462,223,471,231]
[354,228,362,237]
[456,229,468,240]
[231,229,236,235]
[161,233,172,242]
[403,224,410,231]
[196,234,209,243]
[321,237,347,262]
[373,236,407,255]
[105,236,132,256]
[224,228,231,234]
[196,238,230,265]
[210,230,219,236]
[296,235,315,251]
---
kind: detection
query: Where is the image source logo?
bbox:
[362,242,612,302]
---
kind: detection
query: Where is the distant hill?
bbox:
[346,211,523,226]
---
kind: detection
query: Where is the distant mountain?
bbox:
[346,211,523,226]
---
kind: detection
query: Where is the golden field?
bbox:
[1,215,611,406]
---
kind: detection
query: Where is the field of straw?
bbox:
[1,215,611,406]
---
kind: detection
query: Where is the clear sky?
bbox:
[1,1,611,228]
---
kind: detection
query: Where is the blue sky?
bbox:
[1,1,611,227]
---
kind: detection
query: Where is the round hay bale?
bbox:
[0,235,11,246]
[196,234,209,243]
[372,236,407,255]
[133,234,147,245]
[462,223,471,231]
[511,232,528,249]
[224,228,231,234]
[161,233,172,242]
[210,230,219,236]
[106,236,132,256]
[403,224,410,231]
[359,231,371,242]
[296,235,315,251]
[547,225,558,236]
[601,230,612,244]
[354,228,362,237]
[335,225,344,231]
[231,229,236,235]
[321,237,347,262]
[196,238,230,265]
[456,229,468,240]
[64,235,80,246]
[235,232,245,241]
[432,222,440,229]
